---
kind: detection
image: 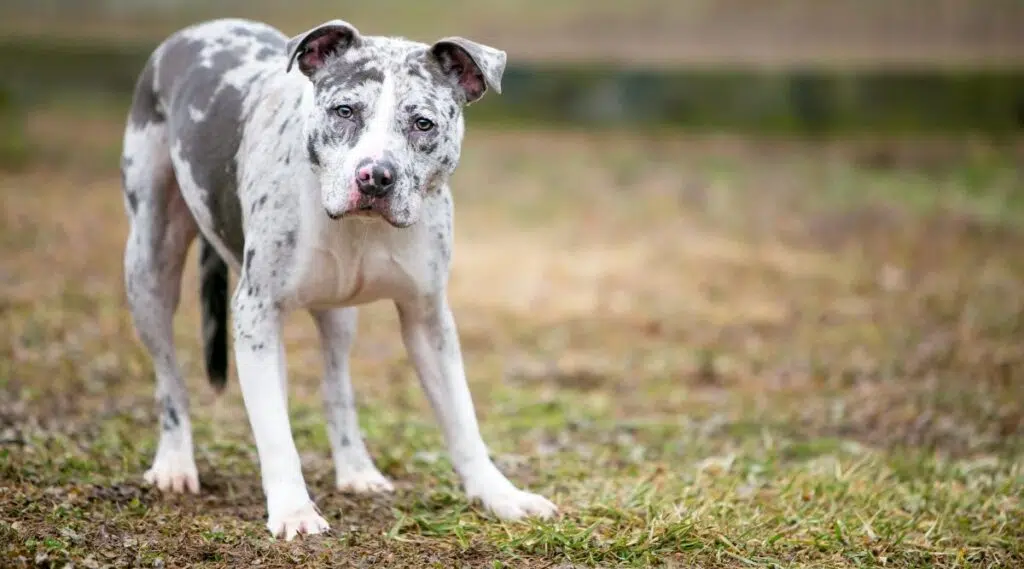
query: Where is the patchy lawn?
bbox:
[1,109,1023,567]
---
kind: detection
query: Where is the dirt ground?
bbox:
[1,106,1023,567]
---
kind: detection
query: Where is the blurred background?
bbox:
[1,0,1023,143]
[1,1,1023,567]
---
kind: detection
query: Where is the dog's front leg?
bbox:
[397,293,557,521]
[312,307,394,493]
[233,282,329,540]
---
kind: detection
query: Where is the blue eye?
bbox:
[332,105,354,119]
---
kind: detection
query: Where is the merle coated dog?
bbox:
[120,17,556,540]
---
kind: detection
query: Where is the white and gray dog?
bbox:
[120,17,556,540]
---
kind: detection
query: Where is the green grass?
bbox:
[1,107,1023,567]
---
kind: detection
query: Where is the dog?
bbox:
[119,17,557,540]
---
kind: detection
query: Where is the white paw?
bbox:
[335,469,394,494]
[267,502,331,541]
[144,451,199,494]
[471,487,558,521]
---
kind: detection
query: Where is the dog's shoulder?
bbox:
[151,19,286,106]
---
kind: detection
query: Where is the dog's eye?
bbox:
[332,105,354,119]
[413,117,435,132]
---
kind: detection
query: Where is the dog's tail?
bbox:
[199,237,230,392]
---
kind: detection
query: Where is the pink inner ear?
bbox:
[448,48,485,100]
[299,31,347,72]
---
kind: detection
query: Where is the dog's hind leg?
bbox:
[311,308,394,494]
[122,82,200,493]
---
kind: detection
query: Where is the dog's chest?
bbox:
[285,221,443,309]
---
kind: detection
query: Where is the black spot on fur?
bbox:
[244,248,255,273]
[160,395,180,431]
[126,191,138,213]
[447,105,456,119]
[251,194,269,215]
[285,230,296,248]
[307,136,321,166]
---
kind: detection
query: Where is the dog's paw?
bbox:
[472,488,558,522]
[268,503,331,541]
[144,451,199,494]
[335,469,395,494]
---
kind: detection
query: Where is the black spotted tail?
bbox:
[199,237,229,391]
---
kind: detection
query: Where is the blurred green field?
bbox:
[1,99,1023,567]
[1,0,1022,67]
[2,1,1021,144]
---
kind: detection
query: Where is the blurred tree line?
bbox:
[0,0,1021,169]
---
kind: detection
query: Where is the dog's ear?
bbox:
[429,37,507,105]
[286,20,362,76]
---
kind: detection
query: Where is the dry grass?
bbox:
[1,106,1023,567]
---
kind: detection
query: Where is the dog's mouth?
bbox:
[351,195,384,217]
[326,195,410,228]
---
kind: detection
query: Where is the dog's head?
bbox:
[286,20,506,228]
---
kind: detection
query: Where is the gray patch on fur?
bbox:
[128,58,165,128]
[156,21,287,258]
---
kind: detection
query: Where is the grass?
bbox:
[1,104,1023,567]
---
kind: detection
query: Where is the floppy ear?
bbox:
[429,37,507,104]
[286,20,362,76]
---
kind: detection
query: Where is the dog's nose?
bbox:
[355,161,396,198]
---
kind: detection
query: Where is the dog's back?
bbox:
[122,19,287,390]
[131,19,287,255]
